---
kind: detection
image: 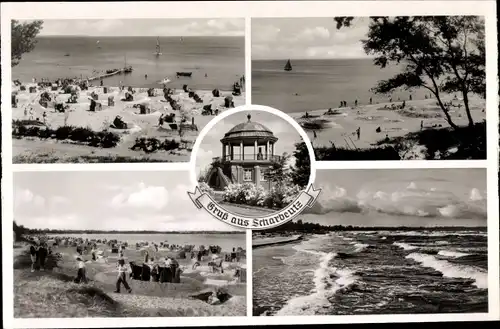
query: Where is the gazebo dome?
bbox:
[223,114,276,140]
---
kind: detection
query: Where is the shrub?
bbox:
[223,182,300,209]
[199,182,215,195]
[25,126,41,137]
[70,127,94,142]
[315,145,401,161]
[55,126,76,140]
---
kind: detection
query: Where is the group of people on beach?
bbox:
[29,240,50,272]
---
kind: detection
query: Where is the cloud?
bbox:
[50,196,70,205]
[293,26,330,42]
[39,19,244,37]
[15,188,45,208]
[111,182,169,210]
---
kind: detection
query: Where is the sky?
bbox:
[301,168,488,227]
[252,17,370,60]
[33,18,244,37]
[13,171,241,232]
[196,110,305,177]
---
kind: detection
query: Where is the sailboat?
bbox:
[123,54,133,73]
[180,36,184,42]
[155,37,162,56]
[284,59,292,71]
[96,40,101,49]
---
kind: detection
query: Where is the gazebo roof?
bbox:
[222,114,277,141]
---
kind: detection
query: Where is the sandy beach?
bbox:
[12,82,244,163]
[14,236,247,318]
[292,94,486,151]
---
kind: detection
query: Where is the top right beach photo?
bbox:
[251,17,486,161]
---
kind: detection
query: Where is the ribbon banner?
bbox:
[188,185,321,230]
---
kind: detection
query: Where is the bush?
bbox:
[13,122,120,148]
[199,182,215,195]
[130,137,180,153]
[223,182,300,209]
[55,126,76,140]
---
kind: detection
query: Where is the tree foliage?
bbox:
[11,20,44,67]
[13,221,28,241]
[264,152,292,186]
[334,16,485,129]
[290,142,311,188]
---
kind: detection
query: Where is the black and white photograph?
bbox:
[13,171,247,317]
[253,168,488,316]
[252,17,486,161]
[195,109,312,217]
[11,18,245,163]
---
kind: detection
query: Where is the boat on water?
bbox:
[64,53,70,57]
[96,40,101,49]
[176,72,193,77]
[123,54,133,73]
[284,59,292,71]
[154,37,162,56]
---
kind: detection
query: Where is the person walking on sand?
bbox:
[115,258,132,293]
[355,99,358,107]
[356,127,361,140]
[145,74,148,80]
[420,120,424,130]
[74,256,88,283]
[369,97,372,105]
[42,111,47,123]
[144,251,149,264]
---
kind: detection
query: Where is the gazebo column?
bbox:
[240,141,244,160]
[254,140,257,160]
[230,144,234,160]
[222,143,226,160]
[266,141,270,160]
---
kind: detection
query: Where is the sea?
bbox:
[253,169,488,315]
[13,36,245,91]
[252,59,433,113]
[58,233,245,253]
[253,230,488,316]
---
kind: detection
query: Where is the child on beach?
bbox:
[115,258,132,293]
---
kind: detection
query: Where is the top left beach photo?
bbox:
[10,18,246,164]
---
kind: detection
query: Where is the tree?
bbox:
[291,142,311,188]
[11,20,44,67]
[334,16,485,129]
[13,221,28,241]
[264,152,292,187]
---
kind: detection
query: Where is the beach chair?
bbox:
[12,94,17,108]
[20,85,26,91]
[212,89,220,97]
[29,86,37,93]
[108,96,115,107]
[183,84,189,93]
[139,104,151,114]
[224,96,233,108]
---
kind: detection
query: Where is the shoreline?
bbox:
[252,235,304,249]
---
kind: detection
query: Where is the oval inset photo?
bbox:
[192,106,316,228]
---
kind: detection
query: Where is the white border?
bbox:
[1,1,498,327]
[189,104,317,189]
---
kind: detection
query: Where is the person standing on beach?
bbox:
[420,120,424,130]
[30,243,38,272]
[115,258,132,293]
[355,99,358,107]
[38,242,48,271]
[369,97,372,105]
[74,256,88,283]
[356,127,361,140]
[145,74,148,80]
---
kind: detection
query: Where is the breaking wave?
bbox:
[406,252,487,289]
[275,242,356,315]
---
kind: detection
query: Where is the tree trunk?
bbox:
[461,87,475,127]
[435,91,459,130]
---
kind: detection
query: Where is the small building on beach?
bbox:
[205,114,280,191]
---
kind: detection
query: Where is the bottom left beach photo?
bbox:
[12,170,247,318]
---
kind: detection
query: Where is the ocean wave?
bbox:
[275,240,357,316]
[406,252,487,289]
[393,242,418,250]
[437,250,470,258]
[307,183,487,220]
[353,243,369,253]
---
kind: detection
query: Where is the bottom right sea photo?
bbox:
[252,168,488,316]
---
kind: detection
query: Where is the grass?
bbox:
[13,154,176,164]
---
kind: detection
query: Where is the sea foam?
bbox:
[406,252,487,289]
